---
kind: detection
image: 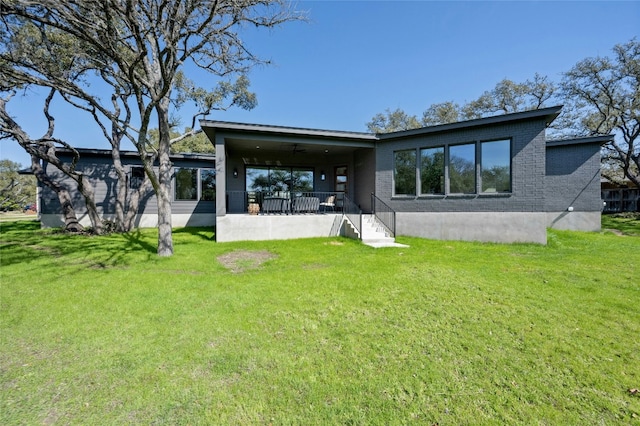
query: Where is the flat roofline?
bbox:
[546,134,614,147]
[200,119,378,141]
[52,148,215,161]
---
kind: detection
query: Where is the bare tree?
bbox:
[2,1,301,255]
[560,39,639,187]
[0,90,100,232]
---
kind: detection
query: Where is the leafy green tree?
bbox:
[0,159,36,211]
[421,102,462,127]
[171,130,215,155]
[462,74,556,120]
[367,74,557,133]
[560,38,639,187]
[2,1,301,255]
[147,126,215,155]
[367,108,421,133]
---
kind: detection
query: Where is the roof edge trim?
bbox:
[546,134,615,147]
[377,105,564,140]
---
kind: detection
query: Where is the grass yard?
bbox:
[1,218,639,424]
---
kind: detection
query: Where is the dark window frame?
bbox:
[174,167,216,201]
[393,149,417,196]
[480,139,512,193]
[419,146,445,195]
[448,142,477,194]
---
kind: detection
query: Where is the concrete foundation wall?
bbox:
[547,211,600,232]
[396,212,548,244]
[216,214,342,242]
[40,213,215,229]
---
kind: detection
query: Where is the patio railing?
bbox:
[371,192,396,237]
[343,194,362,238]
[226,191,339,214]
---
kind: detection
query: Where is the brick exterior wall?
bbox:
[545,142,602,212]
[375,118,549,213]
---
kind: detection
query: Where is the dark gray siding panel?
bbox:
[40,153,216,218]
[545,143,601,212]
[354,148,375,212]
[375,119,548,212]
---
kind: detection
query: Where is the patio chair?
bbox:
[319,195,336,212]
[292,196,320,213]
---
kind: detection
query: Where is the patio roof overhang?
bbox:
[200,120,377,158]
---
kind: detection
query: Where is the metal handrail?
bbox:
[371,192,396,237]
[226,190,338,214]
[343,194,362,239]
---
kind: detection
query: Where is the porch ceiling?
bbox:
[225,137,372,158]
[200,120,376,159]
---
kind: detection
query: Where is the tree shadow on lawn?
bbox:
[0,220,41,233]
[172,226,216,241]
[0,223,216,269]
[0,221,155,268]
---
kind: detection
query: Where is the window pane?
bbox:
[420,147,444,194]
[175,168,197,200]
[449,144,476,193]
[200,169,216,201]
[269,167,291,194]
[129,167,145,189]
[292,168,314,192]
[246,167,269,192]
[394,150,416,195]
[481,140,511,192]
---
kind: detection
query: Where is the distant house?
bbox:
[601,177,639,213]
[38,106,613,245]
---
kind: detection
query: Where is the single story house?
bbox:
[38,105,612,244]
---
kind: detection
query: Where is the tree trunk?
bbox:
[76,175,103,234]
[111,147,128,232]
[30,155,83,232]
[155,101,174,256]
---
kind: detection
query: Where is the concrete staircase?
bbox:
[344,214,408,248]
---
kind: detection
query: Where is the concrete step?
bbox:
[343,214,408,248]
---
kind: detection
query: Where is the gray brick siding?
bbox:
[375,119,548,212]
[545,143,601,212]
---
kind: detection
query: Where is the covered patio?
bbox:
[200,121,377,242]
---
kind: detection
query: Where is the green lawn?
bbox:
[1,219,639,424]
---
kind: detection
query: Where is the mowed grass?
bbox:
[1,219,639,424]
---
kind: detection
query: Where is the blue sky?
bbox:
[2,0,639,166]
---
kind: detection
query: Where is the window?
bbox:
[246,166,314,194]
[129,167,145,189]
[420,147,444,194]
[200,169,216,201]
[481,139,511,193]
[174,168,216,201]
[449,143,476,194]
[175,168,198,200]
[394,149,416,195]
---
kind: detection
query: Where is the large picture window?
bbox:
[394,149,416,196]
[175,168,216,201]
[420,147,444,194]
[246,166,314,194]
[449,143,476,194]
[481,139,511,193]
